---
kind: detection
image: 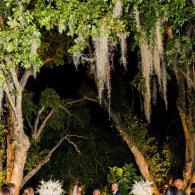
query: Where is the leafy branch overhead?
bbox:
[0,0,194,194]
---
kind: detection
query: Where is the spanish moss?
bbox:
[112,0,123,19]
[94,35,111,104]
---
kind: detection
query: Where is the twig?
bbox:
[65,134,92,140]
[32,107,45,138]
[25,116,33,132]
[33,108,54,140]
[65,96,98,107]
[64,136,81,154]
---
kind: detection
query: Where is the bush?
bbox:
[107,164,140,195]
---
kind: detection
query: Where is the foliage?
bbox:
[39,88,61,110]
[25,141,48,172]
[149,143,175,186]
[122,114,156,152]
[23,92,38,120]
[0,4,42,77]
[24,89,132,192]
[0,0,194,192]
[122,113,176,187]
[37,179,64,195]
[24,88,67,172]
[130,180,152,195]
[107,164,140,195]
[29,104,133,194]
[131,73,145,95]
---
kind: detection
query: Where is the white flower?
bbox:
[130,180,152,195]
[37,179,64,195]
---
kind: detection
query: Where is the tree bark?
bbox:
[6,109,16,183]
[177,77,195,189]
[4,87,30,195]
[178,110,195,189]
[10,132,30,195]
[166,24,195,189]
[109,111,160,195]
[86,91,161,193]
[9,92,30,195]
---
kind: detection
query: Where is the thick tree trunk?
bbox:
[10,117,30,195]
[177,78,195,189]
[166,25,195,188]
[179,110,195,189]
[193,132,195,182]
[10,133,29,195]
[7,92,30,195]
[109,111,160,195]
[10,133,30,195]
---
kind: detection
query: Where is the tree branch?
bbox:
[4,57,21,92]
[64,136,81,155]
[83,96,98,103]
[22,134,81,187]
[3,83,17,116]
[33,108,54,140]
[20,69,33,91]
[42,58,54,66]
[59,105,70,116]
[32,107,45,138]
[65,134,92,140]
[22,135,66,187]
[80,55,95,63]
[10,70,21,92]
[25,116,33,133]
[22,96,98,185]
[65,98,86,106]
[65,96,98,107]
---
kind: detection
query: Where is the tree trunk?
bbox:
[177,78,195,189]
[109,111,160,195]
[6,109,16,183]
[8,93,30,195]
[10,120,30,195]
[10,133,30,195]
[179,110,195,189]
[166,25,195,189]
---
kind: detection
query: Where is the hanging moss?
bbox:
[134,8,168,121]
[118,33,128,69]
[94,35,111,104]
[112,0,123,19]
[135,9,153,121]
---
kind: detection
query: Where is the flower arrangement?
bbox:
[130,180,152,195]
[37,179,64,195]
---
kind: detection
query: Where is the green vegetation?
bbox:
[0,0,194,194]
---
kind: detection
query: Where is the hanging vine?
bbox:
[134,7,167,121]
[94,35,111,104]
